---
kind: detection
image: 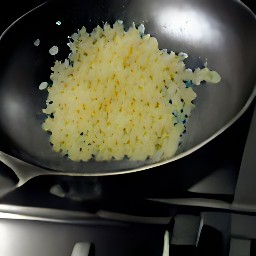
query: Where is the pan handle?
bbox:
[0,151,59,187]
[0,152,104,201]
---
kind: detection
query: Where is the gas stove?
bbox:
[0,1,255,256]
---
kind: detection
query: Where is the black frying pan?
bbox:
[0,0,255,182]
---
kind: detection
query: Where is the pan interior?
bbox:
[0,0,255,174]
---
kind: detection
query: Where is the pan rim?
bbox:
[0,0,255,176]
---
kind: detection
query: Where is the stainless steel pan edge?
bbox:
[0,89,255,187]
[0,0,255,180]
